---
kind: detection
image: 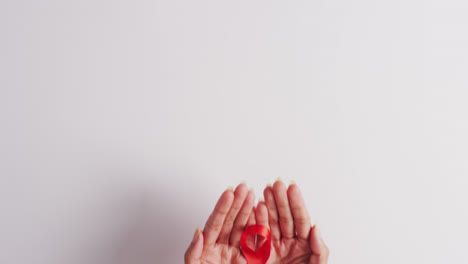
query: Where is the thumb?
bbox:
[309,225,329,264]
[184,228,204,264]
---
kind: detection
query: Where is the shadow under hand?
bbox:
[102,180,203,264]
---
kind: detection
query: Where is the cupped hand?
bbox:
[257,180,329,264]
[185,183,256,264]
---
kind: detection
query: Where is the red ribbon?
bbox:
[240,225,271,264]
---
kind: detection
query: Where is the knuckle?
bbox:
[295,217,309,225]
[224,214,236,224]
[206,220,222,231]
[279,215,292,224]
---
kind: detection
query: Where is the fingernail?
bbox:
[289,180,296,185]
[227,186,234,191]
[240,180,247,185]
[192,228,200,243]
[266,184,272,188]
[275,177,282,182]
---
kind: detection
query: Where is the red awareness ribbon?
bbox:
[240,225,271,264]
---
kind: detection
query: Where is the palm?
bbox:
[268,237,312,264]
[196,244,246,264]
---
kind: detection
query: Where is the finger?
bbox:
[255,201,269,250]
[255,201,269,227]
[264,185,281,241]
[230,189,255,247]
[245,207,256,249]
[247,207,256,226]
[310,225,329,264]
[203,188,235,247]
[273,179,295,238]
[218,183,249,244]
[287,182,311,239]
[184,228,204,264]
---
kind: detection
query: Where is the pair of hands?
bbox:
[185,180,329,264]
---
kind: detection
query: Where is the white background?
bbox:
[1,0,468,263]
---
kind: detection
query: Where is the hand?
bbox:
[256,180,329,264]
[185,183,256,264]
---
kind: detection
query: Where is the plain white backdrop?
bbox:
[1,0,468,263]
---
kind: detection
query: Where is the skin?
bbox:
[185,180,329,264]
